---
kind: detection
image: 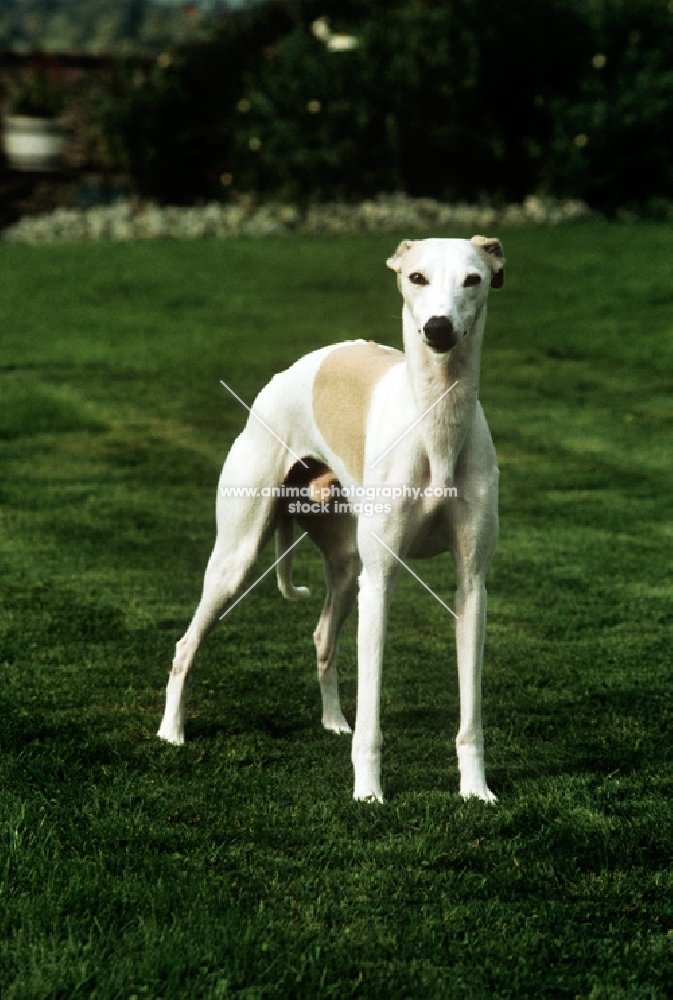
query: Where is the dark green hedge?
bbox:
[103,0,673,213]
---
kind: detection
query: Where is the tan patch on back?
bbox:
[313,342,404,481]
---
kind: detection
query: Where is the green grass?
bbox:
[0,225,671,999]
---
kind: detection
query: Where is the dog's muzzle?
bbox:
[423,316,459,353]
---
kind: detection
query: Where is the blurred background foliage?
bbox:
[5,0,673,213]
[0,0,227,53]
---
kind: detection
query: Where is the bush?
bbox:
[103,2,296,203]
[545,0,673,213]
[231,0,590,203]
[103,0,673,212]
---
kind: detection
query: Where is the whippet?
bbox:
[158,235,504,803]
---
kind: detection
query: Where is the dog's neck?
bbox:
[401,301,486,485]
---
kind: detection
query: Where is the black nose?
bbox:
[423,316,458,352]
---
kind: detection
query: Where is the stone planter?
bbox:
[2,114,67,172]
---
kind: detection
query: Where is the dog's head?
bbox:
[386,236,505,353]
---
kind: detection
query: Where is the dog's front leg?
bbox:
[451,410,499,802]
[352,567,387,801]
[351,540,399,802]
[455,576,496,802]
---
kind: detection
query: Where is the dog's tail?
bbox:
[275,517,310,600]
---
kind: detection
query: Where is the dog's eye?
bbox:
[463,273,482,287]
[409,272,429,286]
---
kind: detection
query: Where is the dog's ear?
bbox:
[471,235,505,289]
[386,240,414,272]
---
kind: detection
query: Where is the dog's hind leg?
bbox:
[293,476,359,734]
[312,537,359,734]
[158,528,272,744]
[158,424,290,745]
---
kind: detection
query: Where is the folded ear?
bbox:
[386,240,414,272]
[471,235,505,289]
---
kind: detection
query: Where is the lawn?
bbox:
[0,224,671,999]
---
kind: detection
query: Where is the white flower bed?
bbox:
[1,193,592,245]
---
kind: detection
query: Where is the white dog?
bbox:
[158,235,504,803]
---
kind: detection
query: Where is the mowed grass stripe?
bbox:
[0,226,671,998]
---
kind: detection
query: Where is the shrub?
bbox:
[103,0,673,212]
[228,0,591,203]
[103,2,296,203]
[544,0,673,213]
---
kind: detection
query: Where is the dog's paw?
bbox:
[460,785,497,804]
[323,715,352,735]
[157,725,185,746]
[353,788,384,804]
[352,753,384,802]
[457,747,495,803]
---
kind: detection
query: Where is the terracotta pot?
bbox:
[2,114,67,171]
